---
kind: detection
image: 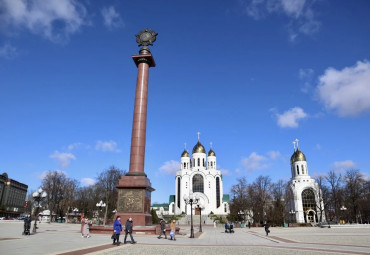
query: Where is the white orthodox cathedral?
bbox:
[287,140,325,223]
[167,135,230,216]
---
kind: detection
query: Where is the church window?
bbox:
[198,158,200,167]
[297,165,300,175]
[211,162,213,167]
[209,182,211,188]
[301,165,304,174]
[192,174,204,193]
[184,162,186,169]
[203,158,205,167]
[216,177,220,208]
[177,177,181,208]
[172,204,174,213]
[302,189,316,222]
[224,204,227,213]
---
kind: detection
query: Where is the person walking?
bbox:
[157,219,167,239]
[169,220,176,241]
[124,218,136,244]
[82,218,90,238]
[248,221,251,229]
[264,221,270,236]
[113,216,122,245]
[224,222,229,233]
[213,220,217,228]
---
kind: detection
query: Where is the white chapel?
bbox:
[287,139,325,224]
[168,133,230,216]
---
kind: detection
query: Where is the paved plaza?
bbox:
[1,221,370,255]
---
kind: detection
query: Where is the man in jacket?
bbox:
[124,217,136,244]
[23,214,32,235]
[157,219,167,239]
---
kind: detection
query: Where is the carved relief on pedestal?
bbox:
[118,189,143,213]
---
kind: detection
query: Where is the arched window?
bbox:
[302,189,316,222]
[297,165,300,175]
[224,204,227,213]
[203,158,205,167]
[211,162,213,167]
[216,177,220,208]
[183,162,186,169]
[192,174,204,193]
[197,158,200,167]
[301,165,304,174]
[177,177,181,208]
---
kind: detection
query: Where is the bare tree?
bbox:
[230,177,249,221]
[249,175,272,224]
[270,179,287,226]
[314,175,330,223]
[344,169,365,223]
[325,170,343,220]
[95,166,126,225]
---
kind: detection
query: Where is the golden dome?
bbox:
[181,149,189,157]
[208,149,216,157]
[192,141,206,154]
[290,148,306,164]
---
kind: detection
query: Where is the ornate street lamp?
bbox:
[340,205,347,224]
[96,200,106,225]
[32,188,47,233]
[289,210,296,224]
[183,192,199,238]
[197,202,205,232]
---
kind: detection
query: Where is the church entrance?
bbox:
[195,207,200,215]
[306,210,316,223]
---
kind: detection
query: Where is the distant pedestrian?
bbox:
[124,218,136,244]
[112,216,122,245]
[230,222,234,233]
[248,221,251,229]
[264,221,270,236]
[23,214,32,235]
[213,221,217,228]
[82,218,90,238]
[170,220,176,241]
[157,219,167,239]
[225,222,229,233]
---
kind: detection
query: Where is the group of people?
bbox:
[224,222,235,233]
[111,216,136,245]
[157,219,177,241]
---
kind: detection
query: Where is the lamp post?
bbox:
[183,192,199,238]
[96,200,106,225]
[197,203,204,232]
[340,205,347,224]
[289,210,296,225]
[32,188,47,233]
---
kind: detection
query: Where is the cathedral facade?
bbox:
[287,141,325,224]
[168,136,229,216]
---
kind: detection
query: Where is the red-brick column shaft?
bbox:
[128,55,155,176]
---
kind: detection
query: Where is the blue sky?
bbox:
[0,0,369,204]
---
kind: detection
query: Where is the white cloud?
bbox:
[217,165,230,175]
[241,0,320,41]
[49,151,76,168]
[95,140,120,152]
[101,6,123,30]
[159,160,180,175]
[242,152,269,171]
[333,160,357,172]
[81,178,95,186]
[67,142,82,150]
[317,60,370,116]
[299,68,314,93]
[0,0,88,43]
[276,107,307,128]
[0,43,18,59]
[268,150,281,160]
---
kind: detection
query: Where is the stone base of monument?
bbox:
[89,225,180,235]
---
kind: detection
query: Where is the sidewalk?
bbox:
[1,222,370,255]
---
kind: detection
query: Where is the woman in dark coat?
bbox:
[264,221,270,236]
[113,216,123,245]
